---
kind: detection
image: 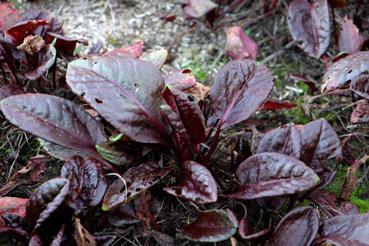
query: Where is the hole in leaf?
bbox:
[188,95,195,102]
[127,192,131,197]
[135,187,141,192]
[95,98,103,104]
[174,188,182,195]
[348,70,352,74]
[297,40,303,45]
[80,92,86,97]
[182,69,191,74]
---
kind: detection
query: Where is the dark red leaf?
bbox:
[268,206,319,246]
[66,56,168,144]
[351,99,369,124]
[161,104,193,161]
[45,32,88,57]
[104,40,143,58]
[108,204,139,226]
[0,2,19,31]
[259,100,296,111]
[340,202,359,215]
[25,44,56,80]
[181,209,237,242]
[26,178,70,230]
[6,19,48,45]
[102,163,171,210]
[308,189,342,218]
[61,157,107,215]
[314,236,368,246]
[238,218,269,240]
[225,26,258,60]
[184,0,218,18]
[299,119,341,172]
[20,10,63,35]
[350,74,369,100]
[162,86,205,145]
[163,67,197,91]
[257,124,301,159]
[208,59,274,129]
[164,161,217,203]
[0,94,107,155]
[322,51,369,93]
[338,16,366,54]
[288,0,331,58]
[320,213,369,244]
[230,153,320,200]
[39,139,92,161]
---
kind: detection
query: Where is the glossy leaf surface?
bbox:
[162,86,205,145]
[288,0,330,58]
[322,51,369,93]
[268,206,319,246]
[103,163,170,210]
[288,0,331,58]
[257,125,301,159]
[181,209,237,242]
[66,56,167,144]
[61,157,107,214]
[208,59,274,128]
[0,94,106,153]
[338,16,366,54]
[164,161,217,203]
[320,213,369,244]
[230,153,320,199]
[299,119,341,172]
[26,178,69,229]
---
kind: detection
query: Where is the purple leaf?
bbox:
[258,100,296,111]
[102,163,170,210]
[26,178,70,230]
[230,153,320,200]
[257,124,301,159]
[50,224,65,246]
[322,51,369,93]
[181,209,237,242]
[208,59,274,129]
[45,32,88,58]
[0,94,107,155]
[338,16,366,54]
[6,19,48,45]
[238,218,269,240]
[268,206,319,246]
[184,0,218,18]
[95,141,134,166]
[350,74,369,100]
[0,2,19,31]
[320,213,369,244]
[308,189,342,218]
[225,26,258,60]
[39,139,92,161]
[164,161,217,203]
[25,44,56,80]
[104,40,143,58]
[288,0,331,58]
[66,56,168,144]
[162,86,205,145]
[161,104,194,161]
[163,67,197,91]
[61,157,107,215]
[351,99,369,124]
[108,204,139,226]
[299,119,341,172]
[314,236,368,246]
